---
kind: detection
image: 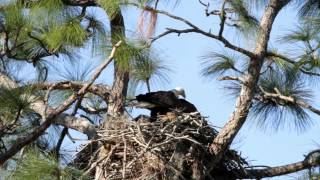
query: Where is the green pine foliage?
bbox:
[227,0,258,37]
[38,20,86,53]
[0,86,37,123]
[296,0,320,17]
[98,0,122,19]
[251,68,313,132]
[200,51,243,79]
[9,149,88,180]
[114,38,147,71]
[0,0,101,63]
[278,23,320,83]
[2,2,31,33]
[130,48,171,91]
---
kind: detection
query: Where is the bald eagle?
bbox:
[135,87,197,120]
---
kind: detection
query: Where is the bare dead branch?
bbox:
[132,6,256,58]
[80,105,107,114]
[218,1,227,37]
[55,97,83,159]
[152,26,256,58]
[218,76,243,82]
[122,135,127,179]
[30,82,111,102]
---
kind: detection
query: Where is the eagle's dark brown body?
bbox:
[136,90,197,119]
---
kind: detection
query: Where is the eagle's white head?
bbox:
[172,87,186,99]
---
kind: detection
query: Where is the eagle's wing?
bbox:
[136,91,177,108]
[175,99,197,113]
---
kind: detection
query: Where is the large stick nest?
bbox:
[77,113,248,179]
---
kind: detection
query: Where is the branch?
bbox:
[266,51,295,64]
[218,76,243,82]
[54,113,97,136]
[30,81,111,101]
[61,0,98,6]
[218,1,227,37]
[258,86,320,116]
[198,0,221,17]
[55,98,83,159]
[55,127,69,159]
[27,32,53,56]
[266,52,320,77]
[141,7,256,58]
[0,41,122,165]
[241,150,320,179]
[80,105,107,114]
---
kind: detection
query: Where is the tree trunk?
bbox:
[106,7,129,117]
[95,7,130,180]
[209,0,290,165]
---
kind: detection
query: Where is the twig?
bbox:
[218,1,227,37]
[82,145,119,176]
[126,136,154,169]
[122,135,127,179]
[218,76,243,82]
[80,105,107,114]
[55,97,83,160]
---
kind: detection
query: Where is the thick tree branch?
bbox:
[31,81,111,102]
[240,150,320,179]
[54,112,97,137]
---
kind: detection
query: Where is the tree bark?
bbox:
[209,0,290,165]
[94,6,130,180]
[106,9,129,117]
[240,156,320,179]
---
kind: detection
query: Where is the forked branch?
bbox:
[133,5,257,58]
